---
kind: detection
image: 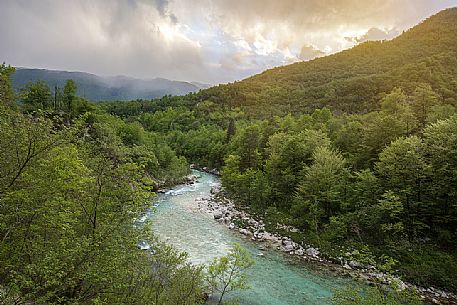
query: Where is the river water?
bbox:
[148,170,354,305]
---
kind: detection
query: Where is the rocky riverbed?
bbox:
[190,176,457,305]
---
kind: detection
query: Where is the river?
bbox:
[148,170,354,305]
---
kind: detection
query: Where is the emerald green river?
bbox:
[149,170,354,304]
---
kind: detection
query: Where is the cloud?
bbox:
[0,0,455,84]
[0,0,205,80]
[171,0,456,76]
[151,0,178,23]
[299,45,326,61]
[345,27,400,43]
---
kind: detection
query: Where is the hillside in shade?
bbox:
[11,68,210,101]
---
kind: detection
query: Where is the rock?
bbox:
[210,169,220,175]
[348,260,363,269]
[282,244,294,252]
[213,212,223,220]
[248,218,258,226]
[185,174,198,184]
[306,247,320,257]
[295,249,304,256]
[343,263,352,270]
[262,232,273,241]
[239,228,250,235]
[254,232,266,241]
[397,280,408,291]
[282,238,293,246]
[367,273,387,281]
[229,223,235,230]
[210,185,222,194]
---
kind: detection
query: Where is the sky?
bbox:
[1,0,456,84]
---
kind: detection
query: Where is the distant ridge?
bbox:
[11,68,210,101]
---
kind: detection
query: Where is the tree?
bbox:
[295,146,348,238]
[375,191,405,238]
[206,243,254,305]
[331,284,421,305]
[265,129,330,208]
[375,136,428,238]
[380,88,416,135]
[231,124,262,171]
[21,80,51,110]
[225,117,236,143]
[358,111,405,167]
[0,103,205,304]
[63,79,78,113]
[0,63,15,106]
[127,243,205,305]
[423,115,457,238]
[411,84,439,130]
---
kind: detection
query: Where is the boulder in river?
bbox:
[213,212,223,220]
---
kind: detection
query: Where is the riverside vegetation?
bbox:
[2,7,457,305]
[0,65,252,304]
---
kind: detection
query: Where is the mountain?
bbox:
[11,68,210,101]
[198,8,457,117]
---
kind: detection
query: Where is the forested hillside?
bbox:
[2,7,457,305]
[199,8,457,116]
[0,64,207,304]
[101,8,457,294]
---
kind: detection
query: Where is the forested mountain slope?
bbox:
[12,68,208,101]
[3,7,457,304]
[98,8,457,296]
[199,8,457,116]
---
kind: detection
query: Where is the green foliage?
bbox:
[2,7,457,299]
[197,9,457,117]
[376,192,405,237]
[0,71,204,304]
[63,79,77,112]
[331,285,422,305]
[295,147,348,228]
[388,243,457,290]
[20,80,51,110]
[376,136,428,238]
[206,243,254,305]
[0,63,16,106]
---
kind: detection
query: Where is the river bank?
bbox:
[190,174,457,305]
[150,170,358,304]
